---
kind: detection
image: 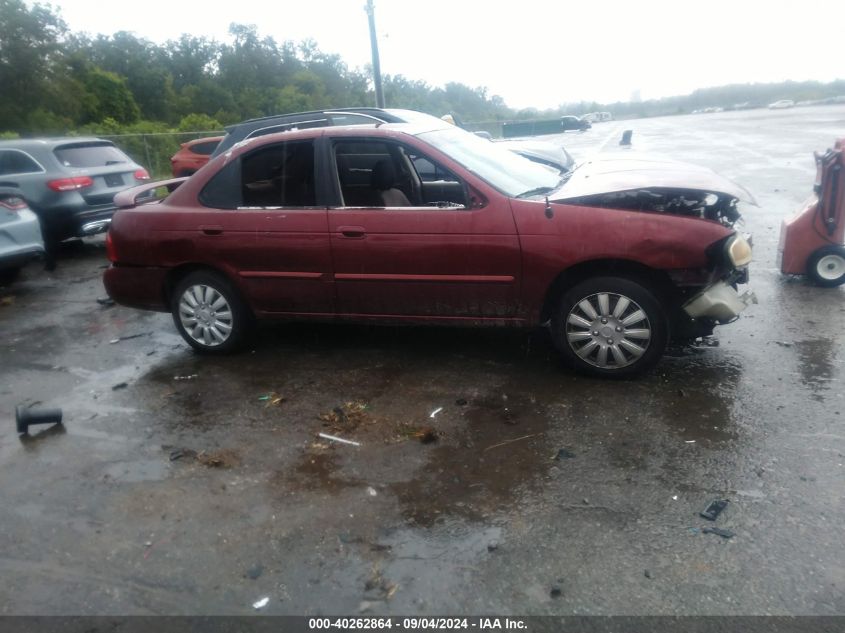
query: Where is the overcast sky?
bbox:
[48,0,845,110]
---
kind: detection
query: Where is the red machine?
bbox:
[779,138,845,286]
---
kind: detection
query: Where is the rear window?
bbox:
[53,143,129,168]
[190,141,220,156]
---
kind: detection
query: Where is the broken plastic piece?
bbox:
[252,596,269,609]
[318,432,361,447]
[429,406,444,418]
[554,448,576,460]
[16,405,63,435]
[702,526,735,539]
[700,499,729,521]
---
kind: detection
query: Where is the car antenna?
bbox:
[545,196,554,219]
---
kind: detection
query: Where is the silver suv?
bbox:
[0,138,150,247]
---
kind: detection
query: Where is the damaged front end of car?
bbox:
[552,156,757,340]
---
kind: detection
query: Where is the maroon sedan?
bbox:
[105,122,754,376]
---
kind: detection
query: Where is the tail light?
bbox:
[105,230,117,263]
[47,176,93,192]
[0,196,27,212]
[134,169,151,181]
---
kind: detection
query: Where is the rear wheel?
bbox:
[171,271,251,353]
[807,245,845,287]
[552,277,668,377]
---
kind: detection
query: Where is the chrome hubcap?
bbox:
[816,254,845,281]
[566,292,651,369]
[178,284,233,347]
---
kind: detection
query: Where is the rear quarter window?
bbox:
[0,150,43,176]
[53,143,130,168]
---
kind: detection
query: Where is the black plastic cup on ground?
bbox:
[16,406,63,435]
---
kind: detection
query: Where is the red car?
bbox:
[105,122,754,376]
[170,136,223,177]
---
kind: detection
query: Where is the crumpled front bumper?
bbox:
[683,280,757,323]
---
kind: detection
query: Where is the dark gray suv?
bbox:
[0,138,150,247]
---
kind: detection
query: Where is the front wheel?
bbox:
[171,271,251,353]
[552,277,668,377]
[807,245,845,287]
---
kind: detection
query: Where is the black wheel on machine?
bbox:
[551,276,669,378]
[807,245,845,287]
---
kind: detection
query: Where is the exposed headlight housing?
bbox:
[725,234,753,268]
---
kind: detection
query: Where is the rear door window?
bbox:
[240,140,316,208]
[0,150,43,175]
[53,143,129,168]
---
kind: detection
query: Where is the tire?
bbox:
[171,271,251,353]
[551,277,668,378]
[807,245,845,287]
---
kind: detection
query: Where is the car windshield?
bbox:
[418,127,561,198]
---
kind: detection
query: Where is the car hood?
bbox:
[550,155,757,205]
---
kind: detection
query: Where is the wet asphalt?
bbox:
[0,106,843,616]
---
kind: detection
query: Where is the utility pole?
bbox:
[365,0,385,108]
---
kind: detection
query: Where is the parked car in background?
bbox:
[170,136,223,177]
[494,139,575,173]
[0,187,44,285]
[560,115,591,131]
[768,100,795,110]
[0,138,150,246]
[105,120,755,377]
[211,107,450,158]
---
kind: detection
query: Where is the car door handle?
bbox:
[338,226,366,239]
[200,225,224,236]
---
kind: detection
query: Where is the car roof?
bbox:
[0,137,116,150]
[224,107,401,132]
[221,120,453,155]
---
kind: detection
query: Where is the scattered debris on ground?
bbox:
[112,382,128,390]
[318,432,361,447]
[700,499,729,521]
[258,392,286,407]
[319,401,371,431]
[196,449,240,468]
[109,332,151,344]
[550,586,562,598]
[252,596,269,610]
[165,446,239,468]
[96,297,115,307]
[455,398,468,406]
[173,374,198,381]
[484,433,540,452]
[702,526,735,539]
[245,564,264,580]
[364,565,398,600]
[553,448,576,460]
[1,295,15,307]
[429,406,444,418]
[774,341,793,347]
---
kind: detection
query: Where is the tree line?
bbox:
[2,0,843,139]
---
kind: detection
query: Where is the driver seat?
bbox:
[371,160,411,207]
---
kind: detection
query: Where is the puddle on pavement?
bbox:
[101,458,170,483]
[284,451,362,492]
[388,392,552,527]
[793,338,839,402]
[656,357,743,443]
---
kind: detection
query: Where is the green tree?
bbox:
[0,0,67,130]
[82,68,141,124]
